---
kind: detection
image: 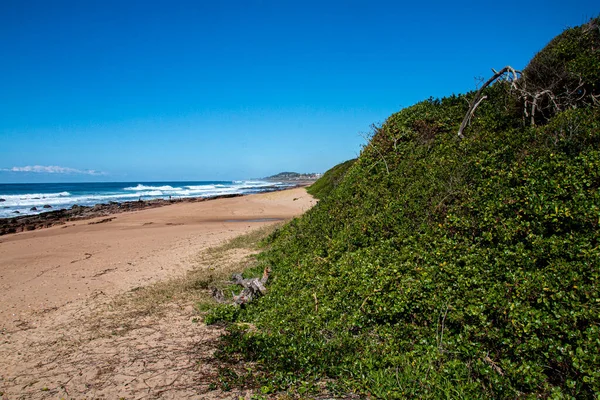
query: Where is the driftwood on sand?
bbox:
[211,267,272,306]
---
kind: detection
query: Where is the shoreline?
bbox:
[0,187,316,398]
[0,183,310,236]
[0,187,316,330]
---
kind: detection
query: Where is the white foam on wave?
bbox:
[232,180,271,186]
[0,181,293,219]
[123,184,181,191]
[177,188,237,197]
[239,182,280,189]
[0,192,71,206]
[75,191,167,202]
[184,185,217,190]
[0,190,172,209]
[243,180,268,185]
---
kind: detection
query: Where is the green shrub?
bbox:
[521,17,600,124]
[214,18,600,398]
[307,158,356,199]
[204,304,240,325]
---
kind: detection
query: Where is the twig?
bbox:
[436,303,449,352]
[483,354,504,376]
[458,66,520,138]
[359,289,381,311]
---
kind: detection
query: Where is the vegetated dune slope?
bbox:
[214,18,600,398]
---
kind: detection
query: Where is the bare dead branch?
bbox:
[483,355,505,376]
[458,66,520,138]
[436,303,450,352]
[211,267,272,306]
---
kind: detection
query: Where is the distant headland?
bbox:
[263,171,321,182]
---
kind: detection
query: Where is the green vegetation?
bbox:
[210,18,600,398]
[307,158,356,199]
[264,172,321,181]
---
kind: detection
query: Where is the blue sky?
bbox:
[0,0,598,183]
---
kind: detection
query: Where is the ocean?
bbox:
[0,180,292,219]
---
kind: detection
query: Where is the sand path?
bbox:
[0,188,315,399]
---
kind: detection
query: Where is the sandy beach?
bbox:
[0,187,315,398]
[0,187,314,329]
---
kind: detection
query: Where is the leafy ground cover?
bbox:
[207,18,600,398]
[307,158,356,200]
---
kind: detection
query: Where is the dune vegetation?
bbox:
[306,158,356,200]
[207,18,600,398]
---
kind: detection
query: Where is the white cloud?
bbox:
[1,165,105,175]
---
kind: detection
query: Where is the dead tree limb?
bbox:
[529,90,557,126]
[523,76,588,125]
[211,287,227,303]
[211,267,272,306]
[483,355,505,376]
[458,66,520,138]
[461,94,488,134]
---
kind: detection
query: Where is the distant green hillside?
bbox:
[264,171,320,181]
[307,158,356,199]
[210,18,600,398]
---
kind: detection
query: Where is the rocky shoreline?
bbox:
[0,194,246,236]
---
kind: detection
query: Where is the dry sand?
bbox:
[0,187,316,399]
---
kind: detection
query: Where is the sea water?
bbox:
[0,180,292,219]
